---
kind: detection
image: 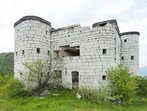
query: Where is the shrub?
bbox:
[4,78,25,97]
[0,75,25,98]
[79,87,110,104]
[106,64,138,103]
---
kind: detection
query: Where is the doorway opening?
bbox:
[72,71,79,89]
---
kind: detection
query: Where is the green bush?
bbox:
[79,87,110,104]
[0,75,25,98]
[0,75,12,87]
[106,64,138,103]
[4,78,24,97]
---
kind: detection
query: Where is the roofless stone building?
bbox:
[14,16,139,89]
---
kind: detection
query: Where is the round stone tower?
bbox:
[90,20,121,87]
[14,16,52,79]
[120,31,140,75]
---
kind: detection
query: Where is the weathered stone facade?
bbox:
[14,16,139,89]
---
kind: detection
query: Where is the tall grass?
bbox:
[0,89,146,111]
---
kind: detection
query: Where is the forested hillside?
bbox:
[0,52,14,75]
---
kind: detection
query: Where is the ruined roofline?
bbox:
[120,31,140,36]
[53,24,81,32]
[53,20,120,33]
[14,15,51,27]
[92,19,119,33]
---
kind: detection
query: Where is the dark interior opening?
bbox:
[72,71,79,89]
[124,39,127,42]
[48,50,50,55]
[22,50,24,55]
[131,56,134,60]
[121,57,124,60]
[103,49,107,54]
[37,48,40,54]
[60,45,80,57]
[99,23,107,26]
[102,75,106,80]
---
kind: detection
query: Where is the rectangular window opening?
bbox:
[124,39,127,42]
[16,52,18,56]
[48,50,50,55]
[131,56,134,60]
[102,75,106,80]
[37,48,40,54]
[121,57,124,60]
[102,49,107,54]
[60,45,80,57]
[22,50,24,55]
[46,30,48,34]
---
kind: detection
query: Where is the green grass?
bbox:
[0,89,146,111]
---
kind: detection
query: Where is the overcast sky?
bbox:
[0,0,147,73]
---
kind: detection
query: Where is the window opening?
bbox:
[60,45,80,57]
[37,48,40,54]
[121,57,124,60]
[22,50,24,55]
[102,49,107,54]
[124,39,127,42]
[102,75,106,80]
[131,56,134,60]
[48,51,50,55]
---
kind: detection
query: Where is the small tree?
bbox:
[23,59,62,88]
[106,64,137,103]
[21,50,64,95]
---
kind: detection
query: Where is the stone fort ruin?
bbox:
[14,16,139,89]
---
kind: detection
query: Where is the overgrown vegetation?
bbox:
[79,65,147,105]
[0,64,147,110]
[21,58,63,96]
[0,52,14,75]
[106,64,138,104]
[0,88,147,111]
[0,75,24,98]
[0,52,146,110]
[79,87,110,104]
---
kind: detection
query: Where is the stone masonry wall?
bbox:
[14,16,139,89]
[51,22,121,89]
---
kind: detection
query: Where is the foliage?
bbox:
[136,76,147,97]
[22,59,63,95]
[0,89,146,111]
[106,64,138,103]
[0,75,24,98]
[0,74,12,87]
[0,52,14,75]
[79,87,110,104]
